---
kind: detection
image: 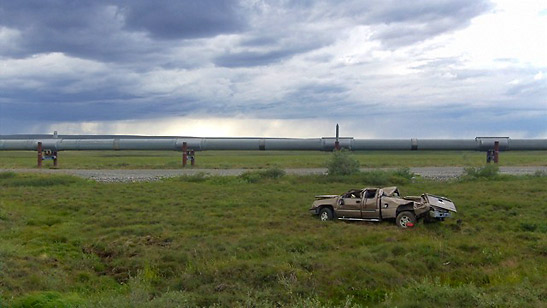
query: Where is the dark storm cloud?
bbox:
[0,0,245,62]
[121,0,245,40]
[0,0,132,60]
[0,0,492,64]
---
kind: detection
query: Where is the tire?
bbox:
[319,207,334,221]
[396,211,416,228]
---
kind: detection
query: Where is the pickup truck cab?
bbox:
[309,186,456,228]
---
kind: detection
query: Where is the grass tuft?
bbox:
[239,166,286,183]
[176,172,208,183]
[0,171,16,179]
[0,173,85,187]
[11,291,84,308]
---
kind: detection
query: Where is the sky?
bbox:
[0,0,546,138]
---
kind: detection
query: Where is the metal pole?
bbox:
[53,151,58,167]
[37,142,42,168]
[334,124,340,150]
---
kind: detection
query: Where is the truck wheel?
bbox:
[319,208,334,221]
[396,211,416,228]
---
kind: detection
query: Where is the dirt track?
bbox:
[2,166,546,182]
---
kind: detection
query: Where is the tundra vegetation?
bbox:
[326,150,360,176]
[0,150,546,169]
[0,166,545,307]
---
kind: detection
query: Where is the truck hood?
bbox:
[426,194,457,212]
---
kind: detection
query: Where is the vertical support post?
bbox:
[334,124,341,150]
[53,151,58,167]
[182,142,188,167]
[190,150,195,166]
[37,142,43,168]
[494,141,499,164]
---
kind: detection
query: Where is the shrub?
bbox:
[326,150,360,176]
[258,166,286,179]
[462,165,499,180]
[393,167,415,180]
[239,171,262,183]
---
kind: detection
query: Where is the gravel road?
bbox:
[1,166,546,182]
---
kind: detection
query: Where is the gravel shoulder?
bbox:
[1,166,546,183]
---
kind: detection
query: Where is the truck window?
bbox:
[344,190,362,198]
[365,190,376,199]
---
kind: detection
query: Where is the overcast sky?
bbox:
[0,0,546,138]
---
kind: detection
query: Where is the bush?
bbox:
[393,167,415,180]
[258,166,286,179]
[239,171,262,183]
[326,150,360,176]
[462,165,499,180]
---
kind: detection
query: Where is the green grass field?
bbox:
[0,150,546,169]
[1,170,545,307]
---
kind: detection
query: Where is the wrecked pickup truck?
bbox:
[309,187,456,228]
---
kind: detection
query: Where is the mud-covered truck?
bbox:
[309,186,456,228]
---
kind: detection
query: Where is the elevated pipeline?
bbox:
[1,136,546,151]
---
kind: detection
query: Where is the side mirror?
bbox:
[338,199,344,206]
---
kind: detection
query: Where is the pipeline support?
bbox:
[37,142,42,168]
[182,142,196,167]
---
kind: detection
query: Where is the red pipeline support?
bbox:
[494,141,499,164]
[182,142,188,167]
[37,142,43,168]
